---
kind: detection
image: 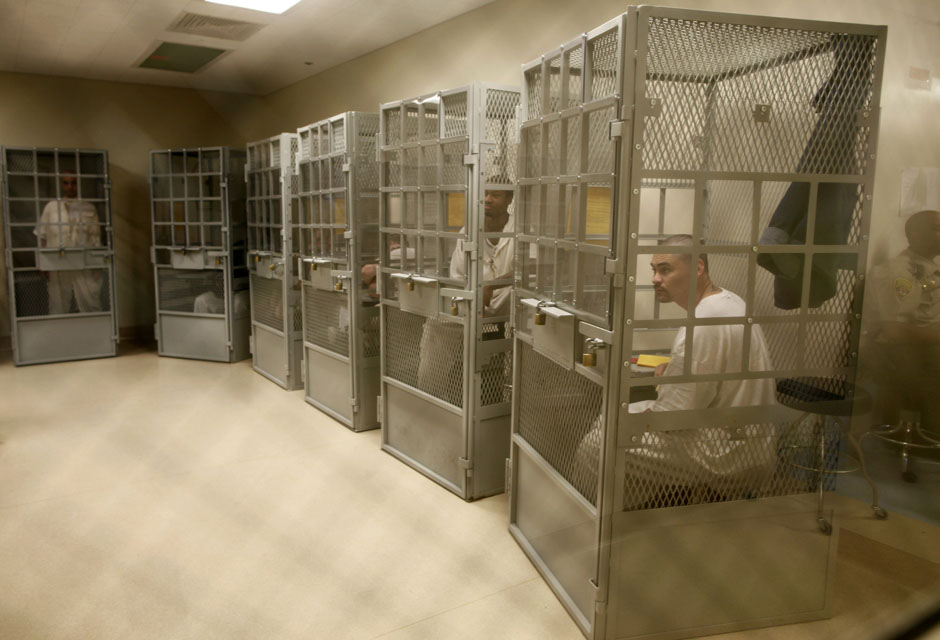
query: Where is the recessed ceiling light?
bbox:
[205,0,301,14]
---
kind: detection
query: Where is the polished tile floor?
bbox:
[0,347,937,639]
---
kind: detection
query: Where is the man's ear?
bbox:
[696,257,705,277]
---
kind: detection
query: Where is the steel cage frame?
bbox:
[1,146,118,365]
[295,111,382,431]
[246,133,302,389]
[149,146,250,362]
[509,7,887,640]
[378,83,520,500]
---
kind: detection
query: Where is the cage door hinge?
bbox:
[349,396,358,410]
[463,153,478,167]
[376,397,383,423]
[149,246,156,264]
[608,120,625,140]
[461,241,477,253]
[457,456,472,470]
[342,162,351,172]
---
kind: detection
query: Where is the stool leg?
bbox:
[849,431,888,519]
[815,419,832,534]
[901,421,919,483]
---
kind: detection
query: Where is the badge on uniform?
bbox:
[894,277,913,299]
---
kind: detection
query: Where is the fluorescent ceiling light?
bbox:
[205,0,301,14]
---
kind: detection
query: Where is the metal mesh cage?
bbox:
[303,285,350,357]
[157,268,225,313]
[361,312,381,359]
[12,268,111,316]
[384,306,464,408]
[517,342,605,505]
[641,18,877,175]
[250,274,284,332]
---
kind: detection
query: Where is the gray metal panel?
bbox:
[383,383,465,492]
[158,313,230,361]
[16,315,114,364]
[610,498,836,639]
[304,345,354,423]
[2,146,118,366]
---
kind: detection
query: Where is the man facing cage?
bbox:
[576,235,780,509]
[413,187,515,405]
[34,173,104,314]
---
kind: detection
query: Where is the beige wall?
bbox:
[262,0,940,261]
[2,0,939,343]
[0,71,264,339]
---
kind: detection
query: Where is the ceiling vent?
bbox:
[167,12,265,41]
[139,42,228,73]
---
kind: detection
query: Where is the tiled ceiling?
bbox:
[0,0,497,95]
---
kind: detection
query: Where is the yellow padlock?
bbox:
[216,257,222,266]
[269,263,275,271]
[407,280,415,291]
[450,303,459,316]
[534,310,546,325]
[582,352,597,367]
[311,261,318,271]
[255,254,261,262]
[334,281,343,291]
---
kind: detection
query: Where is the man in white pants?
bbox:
[34,174,103,314]
[576,235,779,508]
[415,189,514,406]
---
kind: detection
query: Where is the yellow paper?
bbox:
[636,354,670,368]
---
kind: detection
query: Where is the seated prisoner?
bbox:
[416,188,515,405]
[575,235,779,508]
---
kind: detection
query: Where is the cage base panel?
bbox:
[251,324,302,390]
[14,314,115,366]
[305,345,354,425]
[383,383,466,497]
[608,496,836,640]
[512,445,597,628]
[157,314,231,362]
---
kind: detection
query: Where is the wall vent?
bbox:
[167,12,265,41]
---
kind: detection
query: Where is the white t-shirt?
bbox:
[630,289,777,412]
[35,199,101,248]
[450,215,514,316]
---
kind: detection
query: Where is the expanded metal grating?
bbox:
[517,342,604,505]
[384,306,464,408]
[12,269,111,317]
[641,18,878,175]
[303,285,350,357]
[249,274,284,332]
[157,268,225,313]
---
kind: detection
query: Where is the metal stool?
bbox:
[778,378,887,534]
[868,409,940,483]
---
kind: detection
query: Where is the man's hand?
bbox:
[654,362,668,377]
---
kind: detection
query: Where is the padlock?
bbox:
[60,249,65,257]
[269,263,276,271]
[334,281,343,291]
[407,279,415,291]
[450,302,459,316]
[216,257,222,266]
[582,352,597,367]
[534,310,546,325]
[255,254,261,262]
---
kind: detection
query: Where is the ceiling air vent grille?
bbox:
[167,12,265,41]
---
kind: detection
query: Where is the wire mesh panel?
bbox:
[246,134,302,389]
[1,146,117,365]
[150,147,249,362]
[509,8,886,639]
[379,84,520,499]
[295,112,381,431]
